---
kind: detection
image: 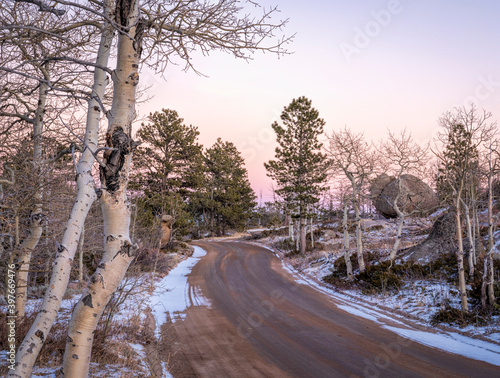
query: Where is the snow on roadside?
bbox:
[148,245,211,337]
[243,231,500,367]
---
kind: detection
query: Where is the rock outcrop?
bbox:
[160,214,174,249]
[371,174,439,219]
[401,210,457,262]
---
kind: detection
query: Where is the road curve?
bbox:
[162,241,499,377]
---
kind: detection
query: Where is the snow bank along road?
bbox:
[165,241,500,377]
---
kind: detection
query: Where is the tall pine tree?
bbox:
[203,138,256,235]
[265,96,328,254]
[130,109,204,244]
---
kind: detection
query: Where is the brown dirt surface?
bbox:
[159,241,499,377]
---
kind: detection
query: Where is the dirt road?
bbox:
[161,241,499,377]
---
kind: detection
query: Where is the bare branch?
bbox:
[15,0,66,16]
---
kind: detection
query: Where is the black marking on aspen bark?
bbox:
[91,273,105,289]
[128,72,139,86]
[98,262,106,270]
[100,127,135,192]
[27,342,36,353]
[35,330,44,341]
[67,336,73,343]
[57,244,67,254]
[72,354,79,359]
[82,294,94,308]
[107,235,117,243]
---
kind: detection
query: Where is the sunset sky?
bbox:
[136,0,500,203]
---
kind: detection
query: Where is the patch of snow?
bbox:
[384,325,500,366]
[148,245,211,337]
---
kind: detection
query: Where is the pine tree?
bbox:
[203,138,256,235]
[436,106,496,312]
[130,109,204,244]
[265,96,328,254]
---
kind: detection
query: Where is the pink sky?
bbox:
[136,0,500,203]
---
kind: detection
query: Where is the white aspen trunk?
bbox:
[390,215,405,263]
[295,219,299,251]
[310,213,314,249]
[482,173,496,308]
[63,1,141,374]
[455,191,469,312]
[347,174,365,272]
[462,200,474,276]
[78,224,85,289]
[300,216,306,254]
[354,203,364,272]
[343,203,353,280]
[62,191,134,377]
[15,74,48,317]
[487,246,495,305]
[288,213,294,241]
[9,23,114,378]
[472,185,479,266]
[389,178,405,263]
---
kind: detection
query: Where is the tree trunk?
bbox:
[353,198,365,272]
[390,215,404,263]
[300,216,306,254]
[455,191,469,312]
[343,203,353,280]
[15,73,48,317]
[9,22,114,378]
[78,224,85,289]
[62,191,135,377]
[63,1,141,374]
[482,173,496,308]
[310,213,314,249]
[348,175,365,272]
[462,199,474,276]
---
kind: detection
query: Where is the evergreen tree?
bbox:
[203,138,256,235]
[435,106,496,312]
[130,109,204,244]
[264,96,328,254]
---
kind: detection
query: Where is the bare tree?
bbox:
[377,129,430,263]
[482,137,499,309]
[0,0,102,317]
[434,105,496,312]
[325,127,377,273]
[8,0,291,377]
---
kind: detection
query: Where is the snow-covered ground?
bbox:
[148,245,211,336]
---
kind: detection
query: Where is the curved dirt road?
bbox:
[161,241,499,377]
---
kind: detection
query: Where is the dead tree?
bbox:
[377,129,430,264]
[325,127,377,273]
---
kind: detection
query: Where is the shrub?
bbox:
[430,305,488,328]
